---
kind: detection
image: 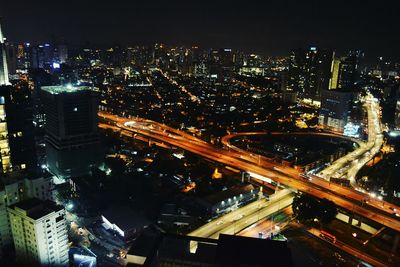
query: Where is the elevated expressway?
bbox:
[99,109,400,233]
[318,95,384,187]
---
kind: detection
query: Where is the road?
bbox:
[98,97,400,232]
[238,206,292,239]
[188,189,293,239]
[307,227,387,267]
[318,94,384,187]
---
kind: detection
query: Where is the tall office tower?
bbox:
[5,42,17,75]
[0,85,37,172]
[303,47,333,101]
[329,51,362,90]
[281,70,297,103]
[42,85,102,178]
[0,173,53,256]
[329,57,341,89]
[288,47,333,101]
[287,48,306,95]
[394,100,400,130]
[219,48,234,82]
[0,88,12,173]
[337,51,362,89]
[0,19,10,85]
[58,44,68,64]
[16,43,32,70]
[8,198,68,266]
[17,43,25,69]
[318,89,353,132]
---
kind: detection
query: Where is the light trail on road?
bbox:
[98,94,400,232]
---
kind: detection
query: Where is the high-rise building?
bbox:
[42,85,102,178]
[0,85,37,172]
[16,43,32,71]
[288,47,333,101]
[0,173,53,257]
[0,19,10,86]
[319,89,354,132]
[5,42,17,75]
[287,48,305,95]
[329,57,341,89]
[281,70,297,103]
[8,198,68,266]
[56,44,68,64]
[394,100,400,130]
[0,88,12,173]
[329,51,362,90]
[303,47,333,101]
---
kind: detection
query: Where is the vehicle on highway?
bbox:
[320,230,336,243]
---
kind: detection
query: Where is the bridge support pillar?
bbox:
[357,216,362,227]
[348,214,353,225]
[392,234,400,255]
[241,172,250,183]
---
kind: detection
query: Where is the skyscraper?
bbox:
[288,47,333,101]
[0,19,10,86]
[0,85,37,173]
[303,47,333,101]
[329,57,341,89]
[0,86,37,172]
[319,89,354,132]
[0,88,12,173]
[329,50,362,90]
[8,198,68,266]
[42,85,102,178]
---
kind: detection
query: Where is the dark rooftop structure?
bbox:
[196,184,258,216]
[204,184,256,205]
[125,231,293,267]
[8,198,63,220]
[101,205,149,239]
[215,234,293,267]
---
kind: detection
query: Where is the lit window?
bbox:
[73,107,78,112]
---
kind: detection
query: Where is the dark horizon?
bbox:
[1,0,400,61]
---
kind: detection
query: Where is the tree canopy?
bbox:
[292,193,338,224]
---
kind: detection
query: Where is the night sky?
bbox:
[1,0,400,60]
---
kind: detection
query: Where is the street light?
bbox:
[66,203,74,211]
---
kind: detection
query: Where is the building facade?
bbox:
[288,47,333,101]
[0,88,11,173]
[0,173,53,256]
[319,89,353,132]
[0,20,10,86]
[8,198,68,266]
[42,85,102,178]
[0,85,37,173]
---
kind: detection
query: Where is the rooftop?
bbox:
[204,184,256,205]
[41,85,99,95]
[0,170,53,191]
[9,198,64,220]
[102,206,149,231]
[215,234,293,267]
[136,233,293,267]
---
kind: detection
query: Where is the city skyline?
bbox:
[1,0,400,61]
[1,3,400,267]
